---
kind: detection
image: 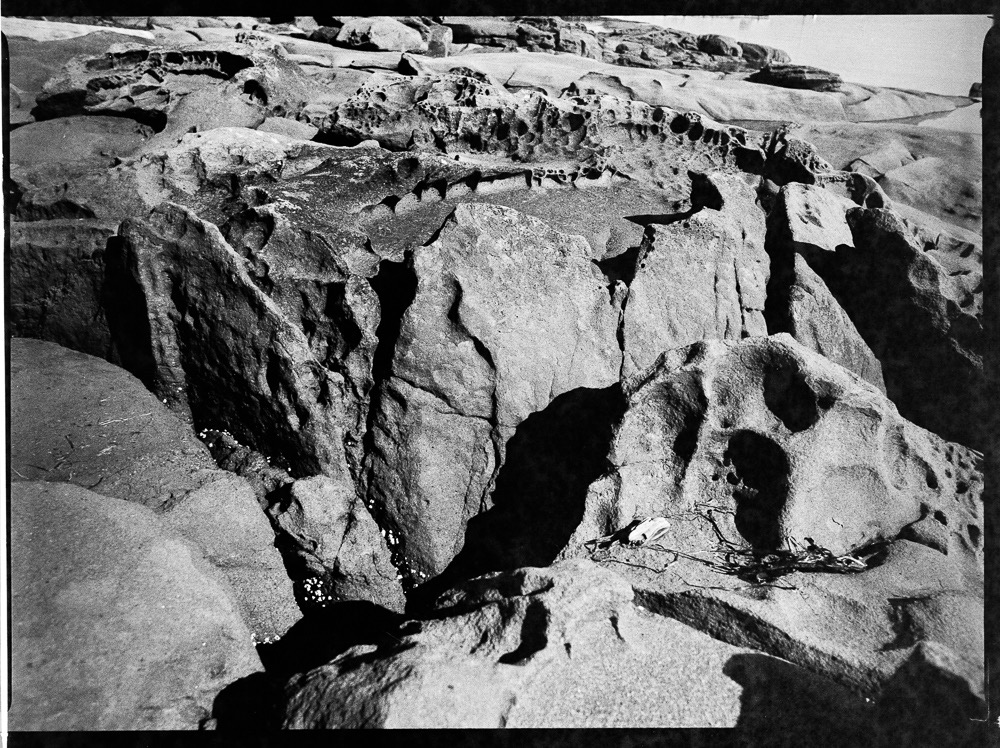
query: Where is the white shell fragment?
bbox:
[626,517,671,546]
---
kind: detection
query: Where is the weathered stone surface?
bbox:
[279,560,873,732]
[846,139,915,179]
[764,182,886,390]
[840,83,958,122]
[315,71,775,188]
[554,336,982,693]
[811,207,983,449]
[267,475,406,612]
[565,336,982,564]
[106,202,358,480]
[872,641,986,746]
[10,480,261,730]
[698,34,741,57]
[256,116,319,140]
[892,201,982,279]
[748,63,843,92]
[10,337,217,506]
[335,17,424,52]
[8,220,117,358]
[774,254,886,393]
[9,115,153,192]
[620,171,770,377]
[739,41,791,67]
[160,473,301,639]
[2,17,155,42]
[10,337,299,639]
[367,203,621,579]
[32,39,323,150]
[5,29,155,126]
[406,52,848,122]
[879,156,982,234]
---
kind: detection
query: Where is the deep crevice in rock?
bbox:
[406,383,626,615]
[361,252,418,579]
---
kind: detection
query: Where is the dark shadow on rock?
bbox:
[497,597,549,665]
[872,643,987,748]
[256,600,407,681]
[724,431,790,551]
[406,384,626,615]
[723,653,874,747]
[210,601,406,731]
[210,671,282,731]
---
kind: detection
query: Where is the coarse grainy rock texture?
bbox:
[5,15,984,733]
[335,17,424,52]
[279,559,875,736]
[793,206,983,450]
[5,28,155,126]
[366,202,621,579]
[562,335,983,565]
[9,337,300,639]
[107,203,360,480]
[618,170,770,378]
[8,220,118,358]
[31,39,324,151]
[550,335,983,703]
[267,475,407,613]
[9,480,262,730]
[764,182,886,391]
[9,115,153,192]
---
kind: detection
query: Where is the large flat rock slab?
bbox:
[9,481,262,730]
[10,337,218,507]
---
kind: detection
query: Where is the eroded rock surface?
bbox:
[10,481,261,730]
[5,15,985,733]
[367,202,621,578]
[10,337,300,639]
[280,560,874,733]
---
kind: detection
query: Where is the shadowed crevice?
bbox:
[406,383,626,614]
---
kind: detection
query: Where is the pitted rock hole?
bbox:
[724,431,790,550]
[763,361,820,432]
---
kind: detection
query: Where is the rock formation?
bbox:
[5,15,985,738]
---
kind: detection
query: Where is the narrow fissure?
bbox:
[360,251,419,583]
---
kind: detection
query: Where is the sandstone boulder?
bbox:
[879,156,982,234]
[9,115,153,192]
[739,42,791,68]
[827,208,982,448]
[10,338,300,639]
[620,171,770,377]
[748,63,843,92]
[32,39,323,151]
[335,17,424,52]
[697,34,741,57]
[764,182,885,390]
[366,202,621,578]
[553,336,982,693]
[5,29,154,126]
[10,337,218,506]
[9,481,261,730]
[565,336,982,564]
[107,202,358,480]
[267,475,406,612]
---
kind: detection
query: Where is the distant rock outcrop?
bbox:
[748,63,844,92]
